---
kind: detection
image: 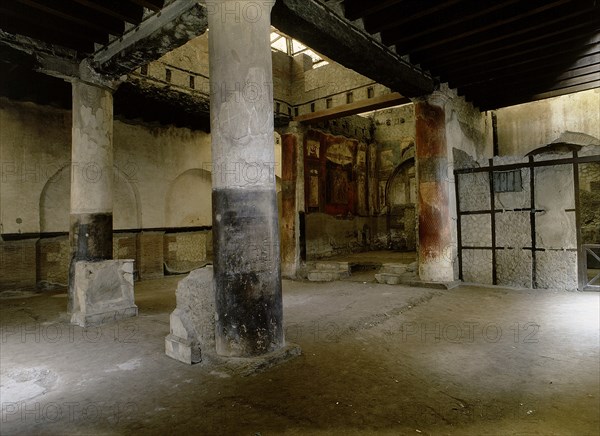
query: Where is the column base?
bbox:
[165,267,215,365]
[69,259,137,327]
[165,333,201,365]
[202,343,301,376]
[419,261,456,283]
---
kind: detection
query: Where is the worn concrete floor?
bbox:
[1,273,599,435]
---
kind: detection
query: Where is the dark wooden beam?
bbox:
[343,0,407,21]
[92,0,207,77]
[390,0,522,47]
[16,0,124,35]
[71,0,144,24]
[478,81,600,111]
[129,0,164,13]
[294,92,410,123]
[0,2,108,45]
[0,7,98,52]
[364,0,464,34]
[411,6,597,63]
[272,0,434,98]
[460,63,600,96]
[448,44,600,88]
[426,20,599,70]
[398,0,572,54]
[444,34,600,78]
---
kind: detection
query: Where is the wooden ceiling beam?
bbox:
[411,6,596,63]
[364,0,464,34]
[294,92,410,123]
[422,21,599,70]
[129,0,164,13]
[0,7,99,52]
[343,0,407,21]
[71,0,144,24]
[478,81,600,110]
[272,0,433,98]
[15,0,124,35]
[443,34,600,77]
[395,0,573,53]
[448,44,600,88]
[460,64,600,99]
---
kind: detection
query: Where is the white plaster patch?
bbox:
[0,367,57,403]
[105,358,142,372]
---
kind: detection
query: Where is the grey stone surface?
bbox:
[461,214,492,247]
[535,166,576,249]
[495,211,531,248]
[165,266,215,364]
[70,260,137,327]
[458,172,490,212]
[536,250,578,291]
[462,249,493,284]
[496,249,532,288]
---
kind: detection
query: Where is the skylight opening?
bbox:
[270,28,327,70]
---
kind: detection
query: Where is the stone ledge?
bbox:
[71,306,138,328]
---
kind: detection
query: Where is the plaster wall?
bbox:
[496,88,600,156]
[455,146,600,290]
[0,98,281,288]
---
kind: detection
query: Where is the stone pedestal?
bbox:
[208,0,284,357]
[70,259,137,327]
[165,267,215,364]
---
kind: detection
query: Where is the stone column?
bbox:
[281,122,305,278]
[414,92,456,283]
[208,0,284,357]
[70,80,114,270]
[69,79,136,326]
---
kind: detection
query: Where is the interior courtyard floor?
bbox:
[1,274,599,435]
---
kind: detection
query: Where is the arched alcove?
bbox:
[40,164,141,233]
[165,168,212,228]
[385,144,416,251]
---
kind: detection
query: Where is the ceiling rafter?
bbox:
[71,0,144,24]
[342,0,599,108]
[364,0,464,34]
[15,0,124,35]
[394,0,574,53]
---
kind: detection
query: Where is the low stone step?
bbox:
[379,263,408,275]
[375,273,403,285]
[314,261,350,272]
[307,269,349,282]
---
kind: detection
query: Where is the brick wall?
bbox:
[136,232,165,279]
[0,239,38,290]
[37,236,70,285]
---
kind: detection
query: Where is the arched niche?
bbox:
[165,168,212,228]
[40,164,141,233]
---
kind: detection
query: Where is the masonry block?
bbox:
[70,259,137,327]
[165,266,215,364]
[137,232,164,279]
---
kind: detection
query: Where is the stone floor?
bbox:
[1,273,599,435]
